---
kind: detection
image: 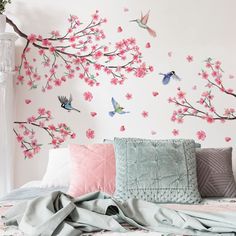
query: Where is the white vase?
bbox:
[0,14,6,33]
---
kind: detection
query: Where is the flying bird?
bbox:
[58,94,80,113]
[130,11,157,37]
[159,71,181,85]
[109,97,130,117]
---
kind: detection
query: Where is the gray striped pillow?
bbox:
[196,147,236,197]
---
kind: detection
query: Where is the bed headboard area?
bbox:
[2,0,235,187]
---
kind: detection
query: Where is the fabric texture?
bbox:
[41,148,71,188]
[3,191,236,236]
[196,147,236,197]
[68,143,116,197]
[114,138,201,203]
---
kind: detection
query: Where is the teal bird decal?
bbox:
[130,11,157,37]
[109,97,130,117]
[58,94,80,113]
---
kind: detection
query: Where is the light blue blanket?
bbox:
[2,191,236,236]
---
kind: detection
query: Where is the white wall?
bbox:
[5,0,236,187]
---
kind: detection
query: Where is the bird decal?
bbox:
[159,71,181,85]
[109,97,130,117]
[58,94,80,113]
[130,11,157,37]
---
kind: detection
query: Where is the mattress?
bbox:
[1,185,236,236]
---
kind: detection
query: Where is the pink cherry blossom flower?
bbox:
[83,91,93,102]
[27,34,37,43]
[196,130,206,141]
[16,135,23,143]
[71,133,76,139]
[177,91,186,100]
[142,111,149,118]
[38,108,46,116]
[125,93,132,100]
[205,115,214,123]
[172,129,179,136]
[54,79,62,86]
[86,129,95,139]
[186,55,193,62]
[201,71,209,79]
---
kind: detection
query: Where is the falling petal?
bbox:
[117,26,123,33]
[186,55,193,62]
[90,112,97,117]
[168,51,172,57]
[225,137,231,142]
[152,91,159,97]
[145,42,151,48]
[151,130,157,135]
[25,99,32,104]
[120,125,125,132]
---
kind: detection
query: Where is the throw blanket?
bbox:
[2,191,236,236]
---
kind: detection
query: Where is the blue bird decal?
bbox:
[58,94,80,113]
[109,97,130,117]
[159,71,181,85]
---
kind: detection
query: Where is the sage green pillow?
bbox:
[114,138,201,204]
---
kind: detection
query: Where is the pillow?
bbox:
[114,138,201,204]
[68,143,116,197]
[196,147,236,197]
[104,138,202,148]
[41,148,70,188]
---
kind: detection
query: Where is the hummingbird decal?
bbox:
[58,94,80,113]
[159,71,181,85]
[109,97,130,117]
[130,11,157,37]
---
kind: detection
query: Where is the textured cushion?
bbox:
[114,138,201,204]
[104,138,202,148]
[196,147,236,197]
[68,143,116,197]
[41,148,70,187]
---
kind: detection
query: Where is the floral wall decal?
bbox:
[14,108,76,158]
[6,11,153,91]
[169,58,236,123]
[5,0,235,187]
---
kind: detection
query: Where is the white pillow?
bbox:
[40,148,70,188]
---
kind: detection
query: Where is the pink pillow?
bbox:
[68,143,115,197]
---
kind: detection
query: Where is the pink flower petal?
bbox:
[152,91,159,97]
[90,112,97,117]
[145,42,151,48]
[25,99,32,104]
[225,137,231,142]
[120,125,125,132]
[117,26,123,33]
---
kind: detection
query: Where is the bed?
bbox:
[1,139,236,235]
[1,182,236,236]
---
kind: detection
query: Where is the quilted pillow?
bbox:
[68,143,116,197]
[114,138,201,204]
[196,147,236,197]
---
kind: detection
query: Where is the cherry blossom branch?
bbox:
[6,11,153,91]
[14,108,76,159]
[169,59,236,123]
